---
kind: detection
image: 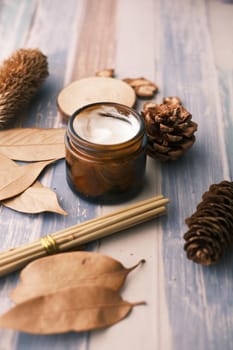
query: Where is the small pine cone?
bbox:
[142,100,197,161]
[0,48,49,129]
[183,181,233,265]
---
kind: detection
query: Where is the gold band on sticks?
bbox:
[40,235,58,254]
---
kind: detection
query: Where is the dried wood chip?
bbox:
[123,77,158,98]
[123,77,153,88]
[2,181,67,215]
[95,68,115,78]
[11,251,145,303]
[135,85,157,97]
[0,286,144,334]
[57,77,136,118]
[0,154,56,201]
[0,128,66,161]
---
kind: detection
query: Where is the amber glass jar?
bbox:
[65,102,147,203]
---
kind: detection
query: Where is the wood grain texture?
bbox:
[93,1,172,350]
[160,1,233,349]
[71,0,117,80]
[0,0,233,349]
[0,1,95,349]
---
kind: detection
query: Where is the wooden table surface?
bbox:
[0,0,233,349]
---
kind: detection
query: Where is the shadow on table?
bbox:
[17,331,89,350]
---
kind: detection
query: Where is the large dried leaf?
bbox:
[11,251,144,303]
[0,128,65,161]
[0,286,144,334]
[2,181,67,215]
[0,154,56,201]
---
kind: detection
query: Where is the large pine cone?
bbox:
[183,181,233,265]
[142,98,198,161]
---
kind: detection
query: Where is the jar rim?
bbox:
[67,101,145,150]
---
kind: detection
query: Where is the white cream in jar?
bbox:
[72,105,140,145]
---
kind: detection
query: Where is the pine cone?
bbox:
[183,181,233,265]
[0,48,49,129]
[142,99,197,161]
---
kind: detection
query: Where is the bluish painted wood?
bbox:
[0,1,96,349]
[219,70,233,178]
[0,0,233,349]
[160,0,233,349]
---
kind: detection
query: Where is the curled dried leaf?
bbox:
[0,154,56,201]
[2,181,67,215]
[0,286,145,334]
[11,251,145,303]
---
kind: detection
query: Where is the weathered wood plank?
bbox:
[0,1,35,61]
[160,0,233,349]
[0,0,233,349]
[0,1,95,349]
[71,0,117,80]
[92,1,172,349]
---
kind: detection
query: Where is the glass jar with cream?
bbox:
[65,102,147,203]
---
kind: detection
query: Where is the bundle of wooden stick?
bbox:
[0,195,169,277]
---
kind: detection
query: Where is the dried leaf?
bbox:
[0,286,144,334]
[2,181,67,215]
[0,154,56,201]
[11,251,145,303]
[0,128,65,161]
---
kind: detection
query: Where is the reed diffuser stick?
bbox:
[0,195,169,277]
